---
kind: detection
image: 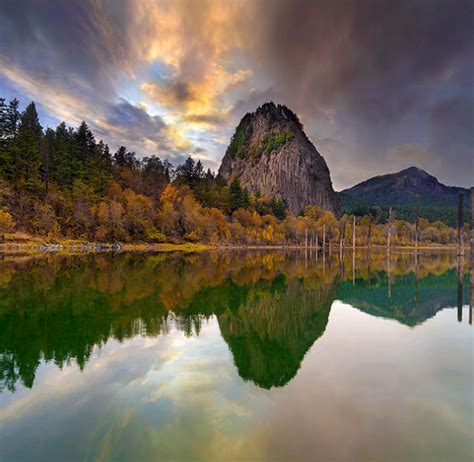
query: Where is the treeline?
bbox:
[0,97,469,246]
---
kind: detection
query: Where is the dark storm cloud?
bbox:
[248,0,473,188]
[254,0,473,112]
[428,95,474,186]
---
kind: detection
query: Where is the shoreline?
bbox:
[0,238,467,254]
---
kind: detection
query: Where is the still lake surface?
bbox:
[0,250,472,462]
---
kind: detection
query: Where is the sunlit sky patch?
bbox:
[0,0,472,189]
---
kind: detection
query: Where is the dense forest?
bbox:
[338,192,471,228]
[0,97,469,247]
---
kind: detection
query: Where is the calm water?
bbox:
[0,251,472,462]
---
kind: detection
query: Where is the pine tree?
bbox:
[53,122,79,188]
[41,128,55,198]
[16,102,43,193]
[0,98,20,180]
[229,178,244,212]
[88,140,112,197]
[6,99,20,139]
[271,197,287,220]
[0,97,7,141]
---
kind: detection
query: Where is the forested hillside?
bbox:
[339,167,471,226]
[0,97,469,247]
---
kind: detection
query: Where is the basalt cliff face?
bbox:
[218,102,339,215]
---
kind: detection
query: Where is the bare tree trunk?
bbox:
[415,216,419,257]
[457,190,464,257]
[323,244,326,274]
[367,218,372,252]
[339,219,344,259]
[316,233,319,262]
[323,225,326,252]
[387,207,392,255]
[305,227,308,248]
[352,215,356,252]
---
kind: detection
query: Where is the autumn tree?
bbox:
[0,210,15,241]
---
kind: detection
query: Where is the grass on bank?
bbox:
[0,232,467,254]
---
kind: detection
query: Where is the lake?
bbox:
[0,250,472,461]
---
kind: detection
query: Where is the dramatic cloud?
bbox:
[96,99,191,162]
[247,0,473,188]
[0,0,472,187]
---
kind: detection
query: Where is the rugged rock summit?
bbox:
[218,102,339,214]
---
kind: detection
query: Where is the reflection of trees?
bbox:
[0,250,466,392]
[0,255,170,391]
[338,269,469,326]
[337,251,469,326]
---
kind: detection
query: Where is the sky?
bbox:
[0,0,472,190]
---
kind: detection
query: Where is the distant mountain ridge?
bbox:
[339,167,471,225]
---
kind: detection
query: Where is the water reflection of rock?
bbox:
[218,277,337,389]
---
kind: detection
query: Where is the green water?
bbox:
[0,251,472,461]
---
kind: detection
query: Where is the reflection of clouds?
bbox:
[0,318,264,461]
[1,305,472,461]
[255,303,473,461]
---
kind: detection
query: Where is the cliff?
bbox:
[218,102,339,215]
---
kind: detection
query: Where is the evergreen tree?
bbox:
[0,98,8,176]
[53,122,79,188]
[6,99,20,140]
[175,156,196,185]
[141,156,171,200]
[16,102,43,193]
[74,121,96,163]
[229,178,245,211]
[88,140,112,197]
[0,98,20,180]
[271,197,287,220]
[0,98,7,141]
[41,128,55,198]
